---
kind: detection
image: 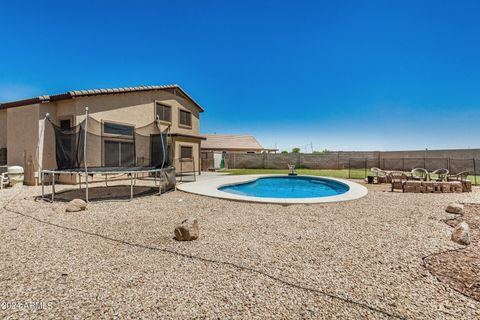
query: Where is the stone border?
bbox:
[177,174,368,204]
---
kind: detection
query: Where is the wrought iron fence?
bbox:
[348,157,479,185]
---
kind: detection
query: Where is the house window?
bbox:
[103,122,134,137]
[60,119,71,129]
[103,121,135,167]
[104,140,135,167]
[156,103,171,122]
[180,146,193,159]
[179,110,192,127]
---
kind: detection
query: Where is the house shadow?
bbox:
[43,185,160,202]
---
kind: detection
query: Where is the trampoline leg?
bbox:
[79,174,82,191]
[130,174,134,200]
[41,171,45,200]
[51,173,55,202]
[85,174,89,203]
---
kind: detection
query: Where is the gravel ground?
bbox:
[1,181,480,319]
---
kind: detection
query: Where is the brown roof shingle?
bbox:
[202,134,264,151]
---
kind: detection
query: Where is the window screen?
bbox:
[104,140,135,167]
[179,110,192,126]
[60,119,71,129]
[156,103,171,122]
[180,146,193,159]
[103,122,134,136]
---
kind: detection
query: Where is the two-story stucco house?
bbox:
[0,85,205,185]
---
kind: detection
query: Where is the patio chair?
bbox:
[370,167,388,183]
[429,168,449,182]
[389,171,408,192]
[409,168,429,181]
[447,171,469,182]
[0,171,8,190]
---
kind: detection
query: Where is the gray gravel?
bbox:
[1,182,480,319]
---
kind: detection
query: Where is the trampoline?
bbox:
[40,107,175,202]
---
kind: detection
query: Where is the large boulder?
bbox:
[66,199,87,212]
[174,218,199,241]
[446,203,464,214]
[451,222,471,245]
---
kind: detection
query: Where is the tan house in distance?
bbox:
[201,134,277,170]
[202,134,266,154]
[0,85,205,185]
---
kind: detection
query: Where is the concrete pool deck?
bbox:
[177,173,368,204]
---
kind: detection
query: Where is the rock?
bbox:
[66,199,87,212]
[446,203,464,214]
[451,222,471,245]
[174,218,199,241]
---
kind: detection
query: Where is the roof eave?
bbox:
[0,85,205,112]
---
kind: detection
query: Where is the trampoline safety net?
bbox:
[47,116,170,171]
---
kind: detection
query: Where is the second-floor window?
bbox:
[179,109,192,127]
[156,103,171,122]
[103,122,134,137]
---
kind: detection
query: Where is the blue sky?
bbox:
[1,0,479,152]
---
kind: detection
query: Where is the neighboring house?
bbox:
[201,134,276,170]
[0,85,205,185]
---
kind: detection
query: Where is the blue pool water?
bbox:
[219,176,349,198]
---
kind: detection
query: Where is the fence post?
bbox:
[382,158,385,170]
[473,158,477,185]
[348,159,351,179]
[364,158,367,178]
[402,158,405,172]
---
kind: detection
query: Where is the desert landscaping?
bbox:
[1,181,479,319]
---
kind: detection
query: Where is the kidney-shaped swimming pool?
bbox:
[219,176,349,198]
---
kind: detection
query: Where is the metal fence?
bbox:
[348,157,479,185]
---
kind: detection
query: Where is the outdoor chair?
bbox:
[409,168,429,181]
[447,171,469,182]
[370,167,388,183]
[429,168,449,182]
[389,171,408,192]
[0,171,8,190]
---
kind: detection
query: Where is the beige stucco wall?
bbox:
[0,110,6,148]
[46,90,200,135]
[7,103,40,185]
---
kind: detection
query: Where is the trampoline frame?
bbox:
[41,167,172,202]
[39,107,173,203]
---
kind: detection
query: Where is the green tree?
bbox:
[281,150,288,154]
[291,147,301,154]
